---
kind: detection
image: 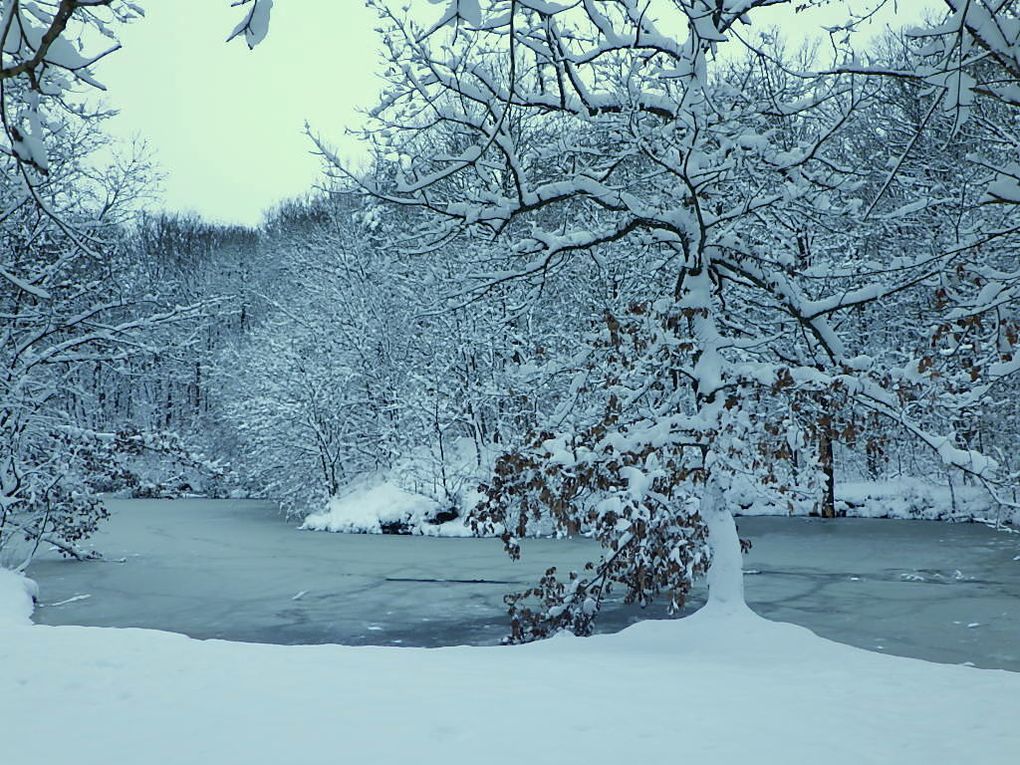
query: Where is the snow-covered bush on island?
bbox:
[301,481,467,536]
[206,193,531,518]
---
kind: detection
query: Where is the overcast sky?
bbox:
[94,1,939,227]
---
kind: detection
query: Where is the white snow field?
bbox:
[1,568,1018,765]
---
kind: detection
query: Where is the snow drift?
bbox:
[836,479,1013,523]
[734,478,1013,523]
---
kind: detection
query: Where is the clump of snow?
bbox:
[229,0,273,48]
[417,513,476,538]
[0,568,38,628]
[2,606,1018,764]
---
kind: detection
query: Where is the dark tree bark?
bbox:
[819,429,836,518]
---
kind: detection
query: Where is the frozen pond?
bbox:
[26,498,1020,671]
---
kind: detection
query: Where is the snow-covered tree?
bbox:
[837,5,1020,490]
[211,188,548,517]
[0,107,213,565]
[0,1,259,565]
[328,0,1017,639]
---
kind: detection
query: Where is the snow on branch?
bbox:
[227,0,274,49]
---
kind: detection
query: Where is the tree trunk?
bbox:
[819,428,836,518]
[701,481,748,614]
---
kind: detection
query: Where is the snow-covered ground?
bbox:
[748,477,1014,523]
[25,499,1020,670]
[2,571,1018,765]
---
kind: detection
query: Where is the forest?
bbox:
[2,3,1020,763]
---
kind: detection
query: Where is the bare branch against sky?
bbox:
[95,0,938,225]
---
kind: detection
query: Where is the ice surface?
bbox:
[25,498,1020,670]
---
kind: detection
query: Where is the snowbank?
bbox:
[0,567,37,628]
[836,479,1007,521]
[736,478,1015,523]
[1,607,1017,764]
[837,478,1020,525]
[300,482,471,536]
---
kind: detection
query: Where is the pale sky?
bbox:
[96,0,385,226]
[94,0,940,227]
